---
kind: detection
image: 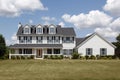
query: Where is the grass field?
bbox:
[0,60,120,80]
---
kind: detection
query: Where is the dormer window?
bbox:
[24,25,30,34]
[49,25,56,34]
[36,25,43,34]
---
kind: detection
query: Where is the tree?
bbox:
[0,34,7,59]
[112,34,120,58]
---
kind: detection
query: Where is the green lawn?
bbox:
[0,60,120,80]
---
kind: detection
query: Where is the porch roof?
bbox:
[9,44,63,48]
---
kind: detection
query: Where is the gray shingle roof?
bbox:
[9,44,63,48]
[17,25,76,36]
[76,35,92,47]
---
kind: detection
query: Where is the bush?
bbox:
[100,56,107,60]
[54,55,59,59]
[16,56,21,59]
[11,56,16,59]
[21,56,25,59]
[60,55,63,59]
[79,56,85,60]
[50,55,53,59]
[90,55,96,60]
[85,55,90,60]
[30,55,34,59]
[44,55,48,59]
[72,52,79,59]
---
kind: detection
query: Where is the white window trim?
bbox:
[24,26,30,34]
[36,25,43,34]
[49,25,56,34]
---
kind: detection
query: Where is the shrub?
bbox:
[44,55,48,59]
[96,55,100,60]
[72,52,79,59]
[90,55,96,60]
[16,56,21,59]
[100,56,107,60]
[54,55,59,59]
[11,56,16,59]
[60,55,63,59]
[85,55,90,60]
[21,56,25,59]
[79,56,85,60]
[30,55,34,59]
[50,55,53,59]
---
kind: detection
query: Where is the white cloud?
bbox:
[0,0,47,17]
[62,10,120,39]
[58,22,65,27]
[110,17,120,31]
[103,0,120,16]
[41,16,56,21]
[95,27,118,38]
[62,10,112,29]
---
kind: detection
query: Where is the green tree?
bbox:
[113,34,120,58]
[0,34,7,59]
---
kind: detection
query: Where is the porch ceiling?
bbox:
[9,44,63,48]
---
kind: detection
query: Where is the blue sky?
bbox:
[0,0,120,45]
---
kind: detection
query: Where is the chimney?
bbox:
[18,22,22,28]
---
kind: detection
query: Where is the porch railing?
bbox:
[9,54,36,59]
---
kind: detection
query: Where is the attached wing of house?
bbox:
[76,33,116,56]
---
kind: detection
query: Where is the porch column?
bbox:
[42,48,44,58]
[34,49,37,59]
[60,49,63,55]
[52,48,54,54]
[22,49,24,54]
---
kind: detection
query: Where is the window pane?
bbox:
[100,48,107,56]
[86,48,92,55]
[54,49,60,54]
[37,28,42,34]
[47,49,52,54]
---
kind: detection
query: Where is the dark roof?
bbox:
[9,44,62,48]
[76,35,91,47]
[17,25,76,36]
[61,28,76,36]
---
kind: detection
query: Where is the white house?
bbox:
[9,23,116,59]
[76,33,116,56]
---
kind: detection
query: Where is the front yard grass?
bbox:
[0,60,120,80]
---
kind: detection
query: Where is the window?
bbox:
[86,48,92,55]
[66,37,70,42]
[24,28,30,34]
[54,49,60,54]
[47,36,53,43]
[100,48,107,56]
[36,28,42,34]
[23,49,32,54]
[26,36,32,43]
[63,37,73,43]
[54,36,60,43]
[36,36,43,43]
[19,49,22,54]
[47,49,52,54]
[63,49,73,55]
[19,36,24,43]
[49,28,55,34]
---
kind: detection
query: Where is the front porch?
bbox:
[9,48,63,59]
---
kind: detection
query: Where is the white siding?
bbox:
[63,41,75,49]
[78,35,115,56]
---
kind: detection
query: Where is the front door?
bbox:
[36,49,42,58]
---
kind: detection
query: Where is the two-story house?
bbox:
[9,23,116,59]
[9,23,76,59]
